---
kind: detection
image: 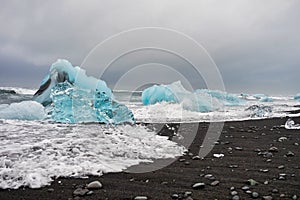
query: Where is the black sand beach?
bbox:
[0,117,299,200]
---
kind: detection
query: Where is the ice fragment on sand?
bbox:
[285,118,300,130]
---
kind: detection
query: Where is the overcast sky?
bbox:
[0,0,299,95]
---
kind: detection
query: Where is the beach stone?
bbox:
[271,189,279,193]
[235,147,243,151]
[278,137,287,142]
[252,192,259,198]
[47,188,54,192]
[280,194,285,198]
[184,191,192,197]
[292,195,298,200]
[294,143,299,146]
[254,148,261,152]
[185,197,193,200]
[87,181,102,189]
[73,188,89,196]
[264,181,269,185]
[264,152,273,158]
[230,187,235,191]
[171,194,179,199]
[210,180,220,186]
[260,169,269,173]
[232,195,240,200]
[86,191,94,196]
[134,196,148,200]
[266,159,272,162]
[242,186,250,191]
[278,165,285,169]
[286,151,295,157]
[247,179,258,186]
[268,147,278,152]
[192,156,201,160]
[192,182,205,189]
[231,191,238,196]
[262,195,273,200]
[245,190,252,194]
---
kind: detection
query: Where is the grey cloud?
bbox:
[0,0,299,94]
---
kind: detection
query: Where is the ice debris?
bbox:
[285,118,300,130]
[245,105,273,118]
[33,59,134,124]
[260,96,273,102]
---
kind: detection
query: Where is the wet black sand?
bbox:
[0,117,299,200]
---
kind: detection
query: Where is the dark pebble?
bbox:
[47,188,54,193]
[286,151,295,157]
[192,182,205,189]
[268,147,278,152]
[252,192,259,198]
[210,180,220,186]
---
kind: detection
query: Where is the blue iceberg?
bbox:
[195,89,245,106]
[142,81,222,112]
[259,96,273,102]
[294,93,300,101]
[253,94,267,100]
[34,59,135,124]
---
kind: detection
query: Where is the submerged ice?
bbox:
[33,59,134,124]
[142,81,244,112]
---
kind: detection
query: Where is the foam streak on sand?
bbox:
[0,120,185,189]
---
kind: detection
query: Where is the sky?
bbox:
[0,0,299,95]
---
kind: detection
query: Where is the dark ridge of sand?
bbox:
[0,117,299,200]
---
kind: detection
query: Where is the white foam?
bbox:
[0,121,185,189]
[130,100,300,123]
[0,101,46,120]
[0,87,36,95]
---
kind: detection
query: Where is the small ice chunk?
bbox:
[245,105,272,118]
[260,97,273,102]
[141,81,222,112]
[285,119,300,129]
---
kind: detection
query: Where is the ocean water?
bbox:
[0,87,300,189]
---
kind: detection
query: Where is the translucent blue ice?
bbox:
[141,81,222,112]
[195,89,245,106]
[34,59,135,124]
[253,94,267,99]
[294,93,300,101]
[259,96,273,102]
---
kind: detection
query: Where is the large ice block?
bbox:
[33,59,135,124]
[141,81,222,112]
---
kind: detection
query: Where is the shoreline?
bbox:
[1,117,299,199]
